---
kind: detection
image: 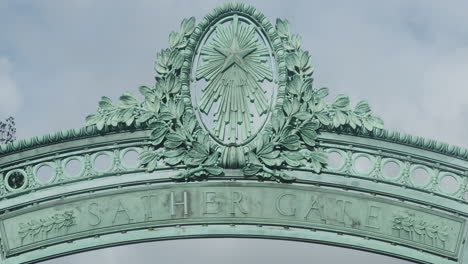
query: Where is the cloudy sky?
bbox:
[1,0,468,263]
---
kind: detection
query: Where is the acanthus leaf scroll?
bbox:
[85,6,384,181]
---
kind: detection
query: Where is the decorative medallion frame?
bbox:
[0,3,467,264]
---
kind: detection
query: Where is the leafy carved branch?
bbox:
[85,14,384,182]
[242,19,383,181]
[85,17,223,180]
[18,211,75,239]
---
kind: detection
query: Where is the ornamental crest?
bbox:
[191,14,277,146]
[86,3,383,180]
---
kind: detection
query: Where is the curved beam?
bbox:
[0,130,467,263]
[5,225,459,264]
[0,180,465,264]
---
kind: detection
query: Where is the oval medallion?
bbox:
[191,14,278,147]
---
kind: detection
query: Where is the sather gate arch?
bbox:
[0,3,467,263]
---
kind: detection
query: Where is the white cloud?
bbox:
[0,57,21,119]
[418,47,468,146]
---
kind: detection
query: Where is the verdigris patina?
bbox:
[0,3,467,264]
[85,4,383,180]
[1,183,463,258]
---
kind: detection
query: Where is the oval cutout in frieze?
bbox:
[353,155,373,175]
[35,164,55,183]
[93,152,113,173]
[64,157,84,178]
[5,169,27,191]
[411,167,431,187]
[327,151,345,170]
[439,173,459,194]
[122,148,140,169]
[382,160,401,180]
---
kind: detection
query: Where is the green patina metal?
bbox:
[85,4,383,178]
[195,14,273,143]
[0,3,468,264]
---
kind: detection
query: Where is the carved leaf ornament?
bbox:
[86,3,383,181]
[18,211,75,240]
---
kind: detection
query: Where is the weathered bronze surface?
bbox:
[0,3,467,264]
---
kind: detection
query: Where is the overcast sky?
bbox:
[1,0,468,263]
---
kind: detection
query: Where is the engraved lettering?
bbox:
[5,184,463,257]
[365,205,381,229]
[203,192,219,215]
[304,195,326,222]
[112,200,134,224]
[171,191,188,217]
[230,191,248,215]
[141,195,158,221]
[335,199,353,225]
[276,193,296,216]
[88,202,102,226]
